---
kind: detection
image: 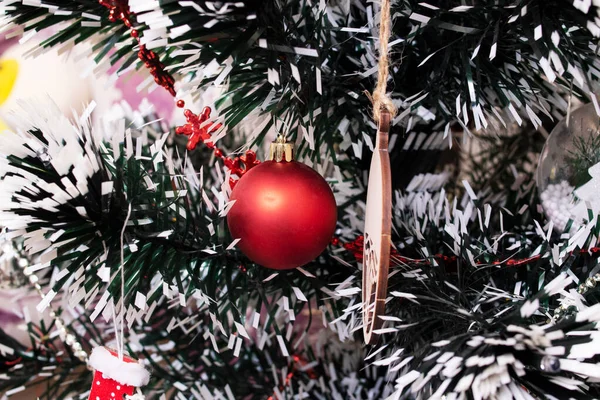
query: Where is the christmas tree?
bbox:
[1,0,600,399]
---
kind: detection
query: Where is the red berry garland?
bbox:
[100,0,260,185]
[99,0,176,97]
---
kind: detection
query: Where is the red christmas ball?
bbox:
[228,160,337,270]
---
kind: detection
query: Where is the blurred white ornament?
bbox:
[537,103,600,232]
[0,38,119,130]
[539,182,577,232]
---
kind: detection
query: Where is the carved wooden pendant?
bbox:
[362,110,392,345]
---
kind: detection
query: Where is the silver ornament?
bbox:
[540,355,561,373]
[0,242,27,289]
[36,147,52,167]
[537,103,600,233]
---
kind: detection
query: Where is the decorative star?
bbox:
[176,107,260,187]
[176,107,223,151]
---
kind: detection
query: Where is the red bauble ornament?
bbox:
[227,138,337,270]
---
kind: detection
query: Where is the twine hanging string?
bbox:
[371,0,397,124]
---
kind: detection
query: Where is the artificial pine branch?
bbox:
[3,1,600,399]
[6,0,599,180]
[2,99,600,398]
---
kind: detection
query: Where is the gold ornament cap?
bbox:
[268,135,294,162]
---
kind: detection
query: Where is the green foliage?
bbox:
[3,0,600,398]
[0,103,368,398]
[5,0,600,183]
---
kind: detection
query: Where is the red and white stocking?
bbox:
[88,346,150,400]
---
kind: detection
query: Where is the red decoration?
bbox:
[100,0,264,184]
[175,107,259,185]
[338,235,399,263]
[137,45,176,97]
[335,236,600,268]
[266,355,317,400]
[175,107,223,151]
[99,0,178,99]
[88,347,149,400]
[101,0,262,188]
[222,150,261,182]
[227,160,337,270]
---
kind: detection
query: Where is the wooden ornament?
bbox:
[362,110,392,345]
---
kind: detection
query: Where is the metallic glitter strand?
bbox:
[12,246,89,364]
[553,270,600,322]
[336,236,600,324]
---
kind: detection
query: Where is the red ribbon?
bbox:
[334,236,600,268]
